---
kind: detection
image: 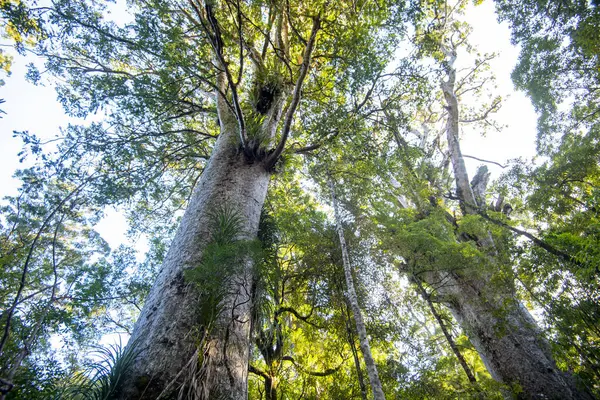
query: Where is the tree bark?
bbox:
[429,43,593,400]
[329,177,386,400]
[344,302,369,400]
[119,74,277,398]
[432,271,592,400]
[117,9,320,395]
[120,128,269,399]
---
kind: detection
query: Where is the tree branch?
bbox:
[414,277,477,384]
[478,211,586,269]
[187,0,247,147]
[248,364,270,380]
[282,355,341,376]
[462,154,506,168]
[0,176,92,357]
[275,306,321,328]
[265,16,321,169]
[459,97,501,123]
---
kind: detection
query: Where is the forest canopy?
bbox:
[0,0,598,399]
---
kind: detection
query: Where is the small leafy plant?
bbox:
[60,338,139,400]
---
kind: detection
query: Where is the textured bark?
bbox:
[119,129,270,399]
[430,44,593,400]
[440,51,478,217]
[470,166,490,210]
[330,177,386,400]
[117,8,319,394]
[118,72,281,398]
[433,271,592,400]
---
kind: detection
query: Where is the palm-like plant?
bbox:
[61,338,139,400]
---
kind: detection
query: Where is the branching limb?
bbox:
[265,16,321,169]
[248,364,270,380]
[285,0,307,47]
[355,68,383,112]
[0,176,92,357]
[459,97,501,123]
[281,355,342,376]
[292,129,340,154]
[275,306,321,328]
[413,277,477,384]
[478,211,587,269]
[188,0,247,147]
[443,191,587,269]
[462,154,506,168]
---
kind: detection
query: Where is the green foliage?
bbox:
[5,354,67,400]
[496,116,600,392]
[475,56,600,400]
[184,206,262,326]
[457,215,490,242]
[60,339,140,400]
[495,0,600,152]
[0,0,44,85]
[243,111,269,147]
[0,151,154,397]
[375,207,489,278]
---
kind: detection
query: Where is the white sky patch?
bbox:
[98,331,131,348]
[0,59,146,258]
[0,56,71,197]
[94,207,150,260]
[94,208,130,249]
[106,0,137,27]
[0,0,131,199]
[459,1,538,180]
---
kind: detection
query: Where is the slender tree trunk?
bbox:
[248,365,276,400]
[344,302,369,400]
[428,44,593,400]
[414,277,477,385]
[329,177,386,400]
[265,377,277,400]
[119,77,278,399]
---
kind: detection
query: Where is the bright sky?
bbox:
[459,1,537,176]
[0,56,145,252]
[0,1,537,249]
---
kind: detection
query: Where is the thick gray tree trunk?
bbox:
[119,78,279,399]
[437,272,591,400]
[429,44,593,400]
[118,10,319,395]
[329,177,386,400]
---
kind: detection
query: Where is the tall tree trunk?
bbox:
[118,9,319,395]
[120,80,277,399]
[427,44,593,400]
[329,177,386,400]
